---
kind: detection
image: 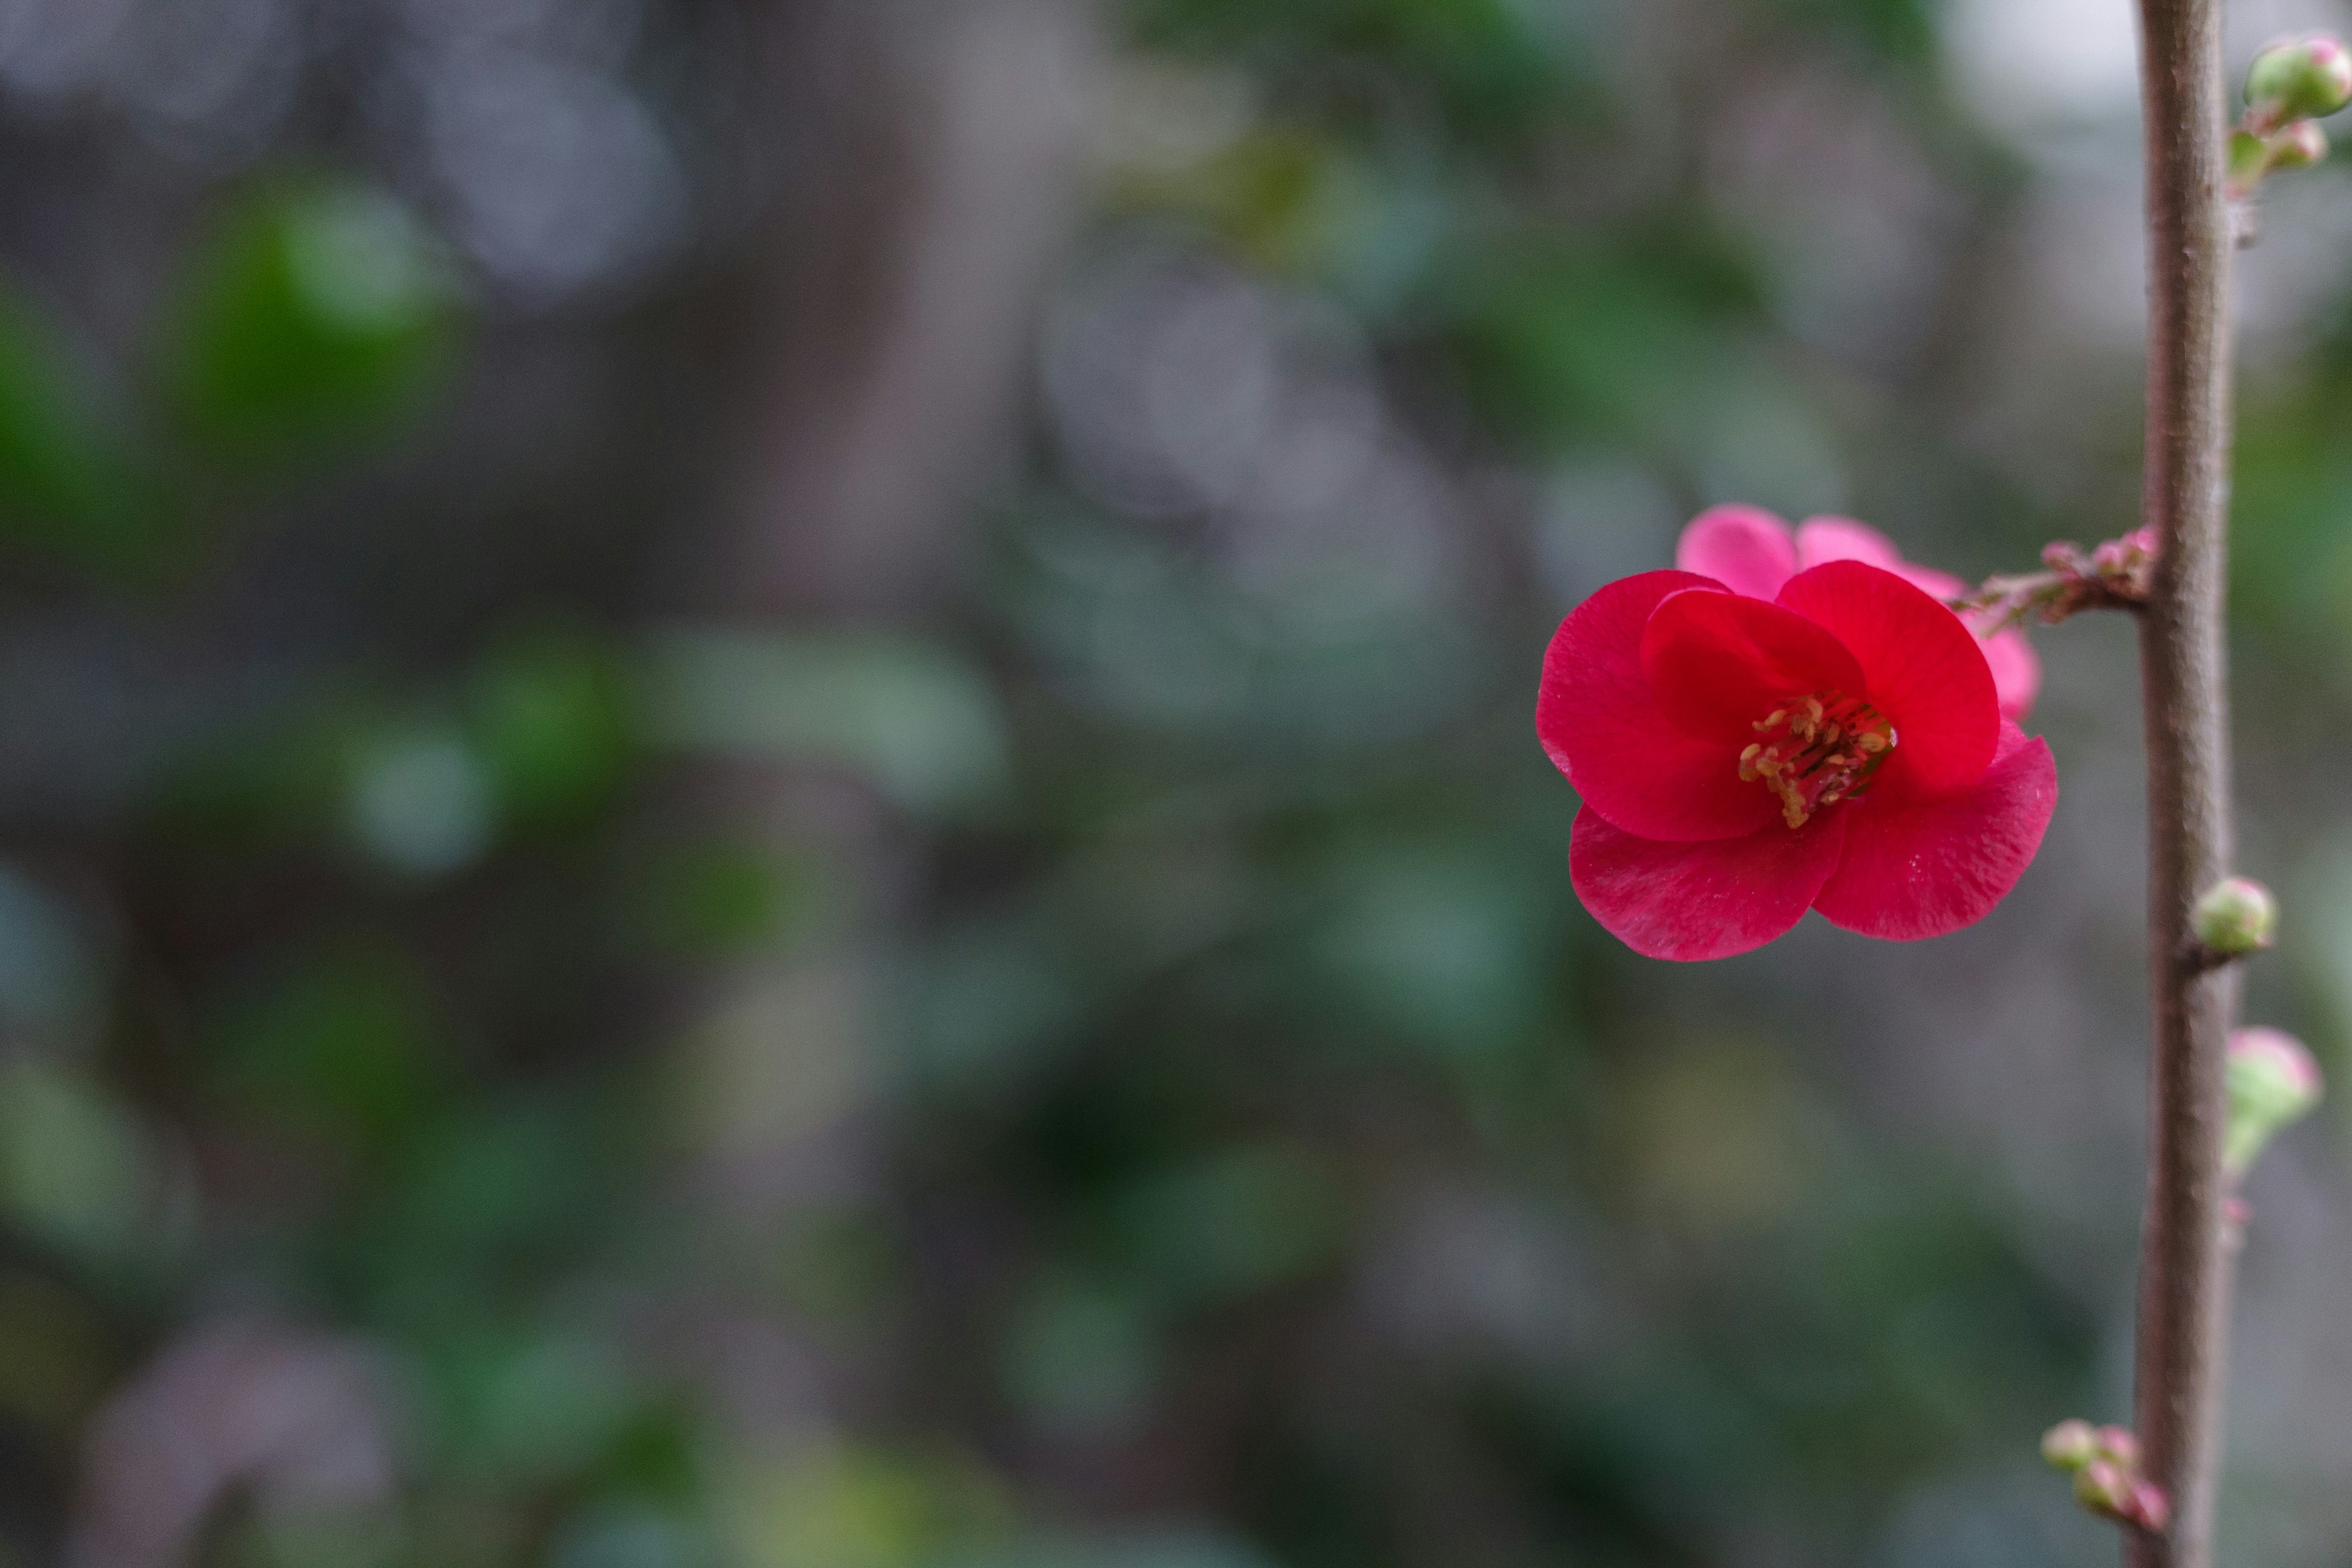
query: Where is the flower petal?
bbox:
[1978,625,2042,722]
[1810,723,2057,941]
[1538,572,1780,840]
[1571,805,1848,961]
[1893,563,1969,601]
[1773,560,1999,799]
[1793,516,1903,572]
[1640,585,1868,745]
[1676,506,1798,598]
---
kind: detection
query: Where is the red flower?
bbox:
[1539,545,2058,961]
[1678,505,2043,721]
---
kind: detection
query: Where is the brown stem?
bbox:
[2130,2,2239,1566]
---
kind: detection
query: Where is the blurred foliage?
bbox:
[165,179,455,462]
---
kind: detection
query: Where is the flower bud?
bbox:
[2075,1458,2134,1517]
[2193,876,2278,955]
[2042,1419,2099,1471]
[2247,36,2352,126]
[2226,1027,2324,1174]
[2094,1425,2141,1469]
[2268,118,2331,172]
[2130,1482,2173,1533]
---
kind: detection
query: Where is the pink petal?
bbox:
[1571,806,1848,961]
[1537,572,1781,842]
[1773,562,1999,801]
[1640,586,1869,746]
[1676,506,1798,599]
[1810,723,2057,941]
[1793,516,1903,572]
[1893,563,1969,602]
[1978,626,2042,722]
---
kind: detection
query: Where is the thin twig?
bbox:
[2129,2,2239,1565]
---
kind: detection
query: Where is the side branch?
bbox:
[2130,1,2239,1566]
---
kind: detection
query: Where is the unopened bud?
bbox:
[2076,1458,2134,1517]
[2094,1425,2141,1469]
[2193,876,2278,955]
[2043,1419,2099,1471]
[2226,1027,2324,1174]
[2247,36,2352,126]
[2269,118,2331,172]
[2130,1482,2173,1533]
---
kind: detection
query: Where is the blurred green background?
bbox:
[0,0,2346,1565]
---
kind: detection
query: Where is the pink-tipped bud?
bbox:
[2226,1027,2325,1174]
[2042,1419,2100,1471]
[2193,876,2278,956]
[2129,1482,2174,1533]
[2268,118,2331,172]
[2075,1458,2135,1517]
[2094,1425,2142,1469]
[2249,36,2352,126]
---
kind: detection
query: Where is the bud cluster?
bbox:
[2042,1420,2171,1533]
[2233,36,2351,202]
[1956,527,2157,633]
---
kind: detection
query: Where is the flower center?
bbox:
[1739,692,1897,829]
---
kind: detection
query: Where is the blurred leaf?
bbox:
[942,1531,1282,1568]
[551,1504,711,1568]
[1000,1272,1162,1436]
[1310,841,1553,1058]
[382,1098,606,1268]
[0,281,164,573]
[165,178,456,459]
[207,940,447,1153]
[0,1273,113,1431]
[722,1446,1012,1568]
[219,1508,404,1568]
[1102,1144,1348,1306]
[1441,241,1744,453]
[472,1333,636,1482]
[646,629,1011,817]
[901,918,1087,1096]
[629,835,818,960]
[467,628,639,829]
[0,1061,162,1267]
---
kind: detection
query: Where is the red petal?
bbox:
[1774,561,1999,799]
[1793,516,1902,572]
[1571,805,1848,961]
[1676,506,1797,598]
[1640,586,1868,745]
[1810,723,2057,941]
[1538,572,1779,841]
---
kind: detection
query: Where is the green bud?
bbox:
[2225,1027,2323,1175]
[2269,119,2331,173]
[2247,36,2352,126]
[2042,1419,2098,1472]
[2193,876,2277,955]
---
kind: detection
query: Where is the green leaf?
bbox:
[165,178,458,460]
